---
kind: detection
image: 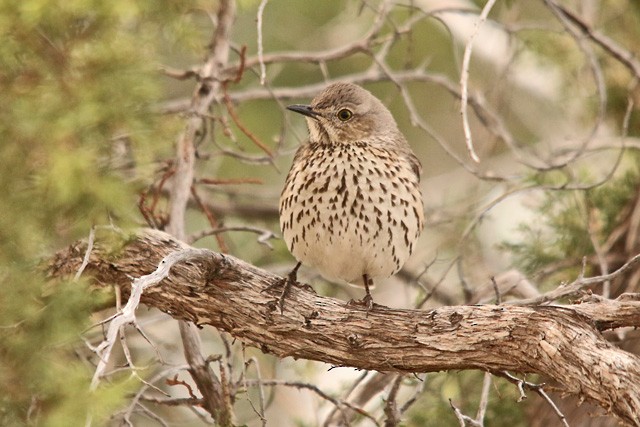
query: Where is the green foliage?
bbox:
[0,0,198,423]
[0,275,134,425]
[502,157,640,279]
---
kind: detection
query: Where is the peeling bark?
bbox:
[48,229,640,425]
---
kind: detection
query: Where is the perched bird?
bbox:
[279,82,424,309]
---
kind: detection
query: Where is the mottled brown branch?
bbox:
[49,229,640,425]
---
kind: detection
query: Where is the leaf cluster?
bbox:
[0,0,198,424]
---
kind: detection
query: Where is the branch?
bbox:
[163,0,237,423]
[544,0,640,80]
[459,0,497,163]
[49,229,640,425]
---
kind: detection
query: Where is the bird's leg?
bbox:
[279,261,302,313]
[264,261,301,313]
[362,274,374,311]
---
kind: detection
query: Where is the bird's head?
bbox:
[287,82,401,146]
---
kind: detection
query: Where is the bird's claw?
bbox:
[264,263,301,314]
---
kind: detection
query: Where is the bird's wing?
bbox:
[291,141,313,165]
[407,151,422,181]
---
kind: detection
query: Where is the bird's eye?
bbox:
[337,108,353,121]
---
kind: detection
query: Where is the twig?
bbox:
[138,396,204,407]
[190,185,229,253]
[223,0,390,74]
[89,247,209,390]
[232,45,247,84]
[536,387,570,427]
[159,66,199,81]
[138,161,175,229]
[449,399,482,427]
[498,372,569,427]
[215,354,234,421]
[398,374,427,416]
[256,0,269,85]
[188,225,277,249]
[416,254,461,309]
[241,355,267,427]
[475,372,492,425]
[135,403,170,427]
[198,177,263,185]
[586,203,610,298]
[542,0,607,165]
[459,0,498,163]
[74,226,95,281]
[119,365,191,425]
[166,374,199,400]
[323,371,372,426]
[383,375,403,426]
[244,379,380,426]
[222,85,273,158]
[514,252,640,305]
[490,276,502,305]
[546,1,640,79]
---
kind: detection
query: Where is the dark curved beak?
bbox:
[287,104,320,120]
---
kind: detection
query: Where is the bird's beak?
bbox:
[287,104,320,120]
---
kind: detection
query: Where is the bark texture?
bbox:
[48,229,640,425]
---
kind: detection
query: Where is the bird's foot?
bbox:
[263,262,301,314]
[353,274,375,314]
[347,294,375,314]
[362,293,374,311]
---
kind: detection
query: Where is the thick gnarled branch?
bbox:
[48,229,640,425]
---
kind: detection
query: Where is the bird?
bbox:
[278,82,424,310]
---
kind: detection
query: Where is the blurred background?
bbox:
[2,0,639,425]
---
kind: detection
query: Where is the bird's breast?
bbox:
[279,142,424,285]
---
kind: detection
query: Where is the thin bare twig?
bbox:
[240,355,267,427]
[498,372,569,427]
[188,225,277,249]
[586,202,611,298]
[475,372,492,425]
[449,399,482,427]
[119,365,190,425]
[459,0,498,163]
[383,375,403,426]
[138,396,204,407]
[256,0,269,85]
[244,379,380,426]
[89,247,208,390]
[222,84,273,157]
[514,252,640,305]
[190,185,229,253]
[546,1,640,79]
[542,0,607,169]
[74,226,95,281]
[198,177,263,185]
[322,371,372,426]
